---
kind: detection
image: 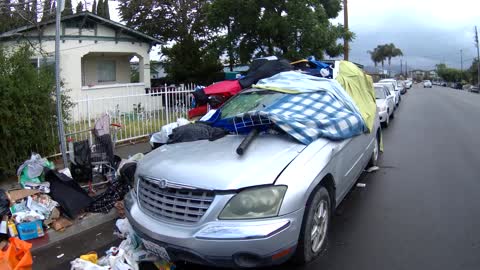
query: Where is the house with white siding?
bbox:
[0,12,161,100]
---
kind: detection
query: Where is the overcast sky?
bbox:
[101,0,478,70]
[332,0,479,70]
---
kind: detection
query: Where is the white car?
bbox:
[379,78,404,96]
[404,80,413,89]
[374,84,395,127]
[376,82,400,108]
[423,80,432,88]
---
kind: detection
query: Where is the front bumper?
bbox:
[125,191,304,268]
[378,110,388,123]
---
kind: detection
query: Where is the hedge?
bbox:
[0,45,70,179]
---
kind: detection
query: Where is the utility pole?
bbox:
[343,0,349,61]
[400,59,403,77]
[405,60,408,77]
[476,26,480,87]
[460,49,463,72]
[55,0,68,168]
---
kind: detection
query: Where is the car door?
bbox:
[335,131,372,200]
[384,88,395,113]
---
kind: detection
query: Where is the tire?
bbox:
[368,133,379,167]
[292,186,331,265]
[390,109,395,119]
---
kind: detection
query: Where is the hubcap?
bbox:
[311,200,329,253]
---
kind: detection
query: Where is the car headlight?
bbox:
[219,186,287,220]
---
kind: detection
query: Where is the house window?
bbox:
[97,60,116,82]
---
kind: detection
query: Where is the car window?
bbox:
[375,87,386,99]
[220,90,286,119]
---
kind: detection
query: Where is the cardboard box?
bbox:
[16,220,44,240]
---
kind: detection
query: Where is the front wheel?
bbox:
[292,187,331,265]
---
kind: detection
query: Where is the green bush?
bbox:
[0,45,70,179]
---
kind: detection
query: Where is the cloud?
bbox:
[333,0,479,69]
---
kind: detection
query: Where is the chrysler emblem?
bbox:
[157,179,168,189]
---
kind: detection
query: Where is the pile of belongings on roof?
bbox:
[187,56,293,120]
[149,58,376,155]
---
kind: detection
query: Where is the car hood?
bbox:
[137,134,315,190]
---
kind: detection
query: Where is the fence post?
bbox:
[165,83,169,124]
[87,94,93,145]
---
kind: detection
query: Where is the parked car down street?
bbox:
[379,78,405,95]
[377,81,401,107]
[404,80,413,89]
[423,80,432,88]
[374,84,395,127]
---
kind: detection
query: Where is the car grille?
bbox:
[138,176,215,223]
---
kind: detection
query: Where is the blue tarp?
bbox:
[210,71,366,144]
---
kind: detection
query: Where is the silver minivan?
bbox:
[125,86,381,268]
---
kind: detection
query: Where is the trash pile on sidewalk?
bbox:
[0,148,144,268]
[70,218,175,270]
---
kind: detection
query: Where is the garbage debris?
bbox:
[365,166,380,173]
[80,252,98,264]
[0,237,33,270]
[26,193,58,218]
[45,169,93,218]
[356,183,367,188]
[16,218,44,240]
[57,253,65,258]
[17,153,54,188]
[114,201,125,218]
[150,118,190,148]
[71,258,110,270]
[52,217,73,231]
[23,181,50,193]
[71,219,175,270]
[87,179,130,214]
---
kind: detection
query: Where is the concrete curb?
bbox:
[31,209,118,252]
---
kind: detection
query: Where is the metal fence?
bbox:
[65,84,195,147]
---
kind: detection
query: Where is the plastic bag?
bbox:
[115,219,134,239]
[17,153,54,188]
[70,258,109,270]
[0,237,33,270]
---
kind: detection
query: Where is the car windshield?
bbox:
[220,90,286,119]
[375,87,386,99]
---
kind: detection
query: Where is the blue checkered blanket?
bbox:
[211,71,366,144]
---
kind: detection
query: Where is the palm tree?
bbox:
[368,45,387,70]
[384,43,403,74]
[368,49,381,67]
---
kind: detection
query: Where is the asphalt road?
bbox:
[292,84,480,270]
[35,84,480,270]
